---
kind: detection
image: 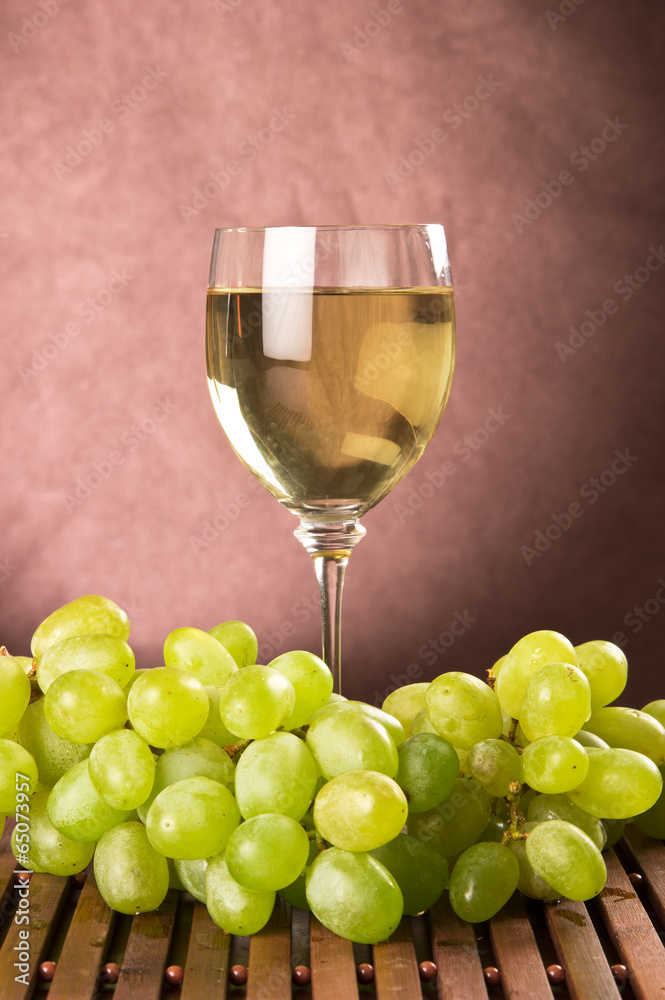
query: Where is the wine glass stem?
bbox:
[294,518,366,695]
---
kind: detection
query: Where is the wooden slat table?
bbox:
[1,823,665,999]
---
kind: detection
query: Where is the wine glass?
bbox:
[206,225,455,693]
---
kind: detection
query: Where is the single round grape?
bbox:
[602,817,626,849]
[208,620,258,669]
[305,848,403,944]
[574,729,610,750]
[506,823,560,901]
[164,627,238,686]
[219,666,295,739]
[226,814,309,891]
[37,634,135,693]
[527,793,606,851]
[234,731,318,820]
[278,838,317,911]
[44,669,128,744]
[426,672,503,749]
[197,686,242,747]
[409,709,438,737]
[489,655,506,682]
[88,729,155,810]
[10,790,94,875]
[395,733,459,811]
[309,701,405,747]
[467,739,522,797]
[574,640,627,710]
[13,656,34,675]
[526,819,606,900]
[521,736,589,794]
[0,655,31,735]
[566,748,663,819]
[519,663,591,742]
[634,763,665,838]
[94,820,169,914]
[306,710,398,779]
[174,857,208,902]
[314,770,407,851]
[642,700,665,728]
[146,775,240,859]
[16,700,91,789]
[478,816,507,844]
[267,650,333,729]
[31,595,130,660]
[206,852,275,935]
[128,667,208,749]
[583,707,665,765]
[48,759,128,841]
[407,776,492,861]
[137,737,235,822]
[449,842,519,922]
[382,683,430,735]
[0,740,39,813]
[370,833,449,914]
[495,630,577,720]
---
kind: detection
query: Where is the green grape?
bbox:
[164,627,238,686]
[521,737,589,794]
[13,656,34,675]
[495,630,577,720]
[31,595,130,660]
[308,700,405,746]
[507,822,560,901]
[526,819,606,900]
[407,776,492,861]
[313,770,407,851]
[467,739,522,797]
[267,651,333,729]
[306,711,398,779]
[10,790,94,875]
[234,731,317,820]
[0,740,39,813]
[0,655,31,735]
[197,686,242,748]
[174,857,208,902]
[206,852,276,935]
[395,733,459,811]
[426,672,503,749]
[370,833,449,915]
[16,700,91,789]
[567,748,663,819]
[94,820,169,914]
[478,816,507,843]
[44,669,128,744]
[146,775,240,859]
[0,814,5,839]
[602,818,626,848]
[583,707,665,765]
[527,793,605,850]
[327,693,347,704]
[124,668,151,692]
[137,737,235,822]
[519,663,591,742]
[88,729,155,810]
[48,758,127,840]
[574,729,610,750]
[168,858,186,890]
[449,842,519,922]
[382,683,430,735]
[208,620,258,669]
[575,640,627,710]
[519,787,538,815]
[306,848,403,944]
[643,700,665,728]
[278,838,317,911]
[489,654,506,682]
[128,667,208,749]
[634,763,665,838]
[409,708,438,736]
[36,634,135,693]
[226,814,309,891]
[219,666,295,739]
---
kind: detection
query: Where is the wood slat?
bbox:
[247,897,291,1000]
[113,889,178,1000]
[47,872,115,1000]
[489,893,554,1000]
[373,916,422,999]
[544,898,620,1000]
[595,849,665,1000]
[181,900,230,1000]
[0,872,70,1000]
[428,896,488,1000]
[622,824,665,927]
[310,914,359,1000]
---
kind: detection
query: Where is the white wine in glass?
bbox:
[206,226,455,692]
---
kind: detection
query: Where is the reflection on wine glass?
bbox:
[206,225,455,693]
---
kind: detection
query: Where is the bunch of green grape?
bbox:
[2,599,665,944]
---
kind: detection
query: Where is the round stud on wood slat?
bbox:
[38,961,56,982]
[628,872,644,889]
[165,965,184,986]
[292,966,311,986]
[101,963,121,984]
[483,966,501,988]
[16,871,31,884]
[71,870,87,888]
[546,964,565,985]
[611,964,629,986]
[229,965,248,986]
[418,961,437,982]
[356,963,375,984]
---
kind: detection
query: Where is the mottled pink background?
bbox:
[2,0,664,707]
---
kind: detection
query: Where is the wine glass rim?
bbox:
[213,224,444,233]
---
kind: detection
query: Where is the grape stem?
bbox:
[501,780,528,845]
[222,739,253,762]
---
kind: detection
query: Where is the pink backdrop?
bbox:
[2,0,664,707]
